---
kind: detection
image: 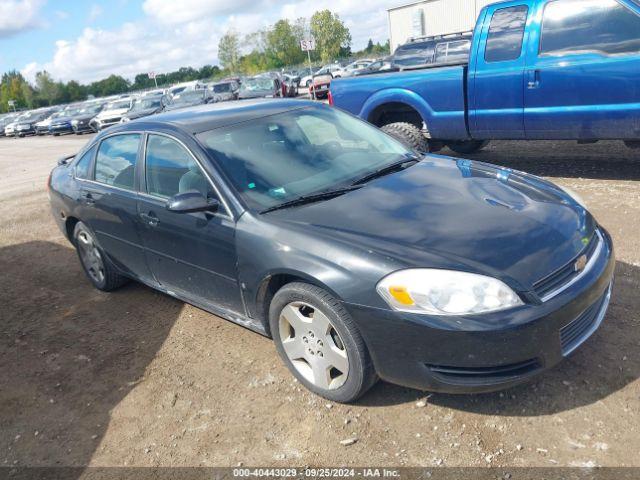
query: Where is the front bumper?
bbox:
[72,122,93,133]
[49,124,73,134]
[346,229,615,394]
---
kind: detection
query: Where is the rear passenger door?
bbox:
[136,133,244,315]
[78,133,153,282]
[470,1,533,139]
[523,0,640,139]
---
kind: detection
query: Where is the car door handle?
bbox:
[139,212,159,227]
[527,69,541,89]
[81,190,96,205]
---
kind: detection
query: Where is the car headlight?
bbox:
[559,186,588,209]
[376,269,523,315]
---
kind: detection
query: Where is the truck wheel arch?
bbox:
[360,89,434,130]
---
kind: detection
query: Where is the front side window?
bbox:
[75,145,96,180]
[540,0,640,57]
[95,134,141,190]
[145,134,214,200]
[485,5,529,62]
[196,106,410,211]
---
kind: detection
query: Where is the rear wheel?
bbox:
[381,122,429,153]
[73,222,128,291]
[269,282,377,403]
[447,140,490,155]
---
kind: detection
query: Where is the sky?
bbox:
[0,0,393,84]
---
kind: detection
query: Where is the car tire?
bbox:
[381,122,429,153]
[447,140,490,155]
[269,282,378,403]
[73,221,128,292]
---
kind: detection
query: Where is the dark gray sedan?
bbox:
[48,100,614,403]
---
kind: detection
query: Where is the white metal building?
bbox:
[388,0,497,52]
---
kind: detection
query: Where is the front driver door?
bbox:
[469,1,532,139]
[136,132,244,315]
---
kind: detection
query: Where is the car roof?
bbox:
[115,98,316,135]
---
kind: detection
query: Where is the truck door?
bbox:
[523,0,640,140]
[469,1,533,139]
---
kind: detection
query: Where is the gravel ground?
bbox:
[0,134,638,469]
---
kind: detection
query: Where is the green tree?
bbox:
[218,31,241,72]
[265,19,306,68]
[310,10,352,63]
[366,39,374,53]
[34,71,60,106]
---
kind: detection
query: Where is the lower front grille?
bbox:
[427,358,541,386]
[560,283,612,356]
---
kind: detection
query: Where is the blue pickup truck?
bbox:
[330,0,640,154]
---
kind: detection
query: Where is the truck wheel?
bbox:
[269,282,378,403]
[381,122,429,153]
[625,141,640,150]
[447,140,490,155]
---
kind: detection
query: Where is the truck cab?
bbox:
[331,0,640,152]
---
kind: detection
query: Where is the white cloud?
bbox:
[0,0,45,38]
[20,0,390,84]
[88,4,103,22]
[142,0,261,25]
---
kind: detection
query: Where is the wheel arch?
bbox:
[253,269,344,337]
[64,216,81,244]
[361,89,434,129]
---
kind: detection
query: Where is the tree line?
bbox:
[0,9,389,113]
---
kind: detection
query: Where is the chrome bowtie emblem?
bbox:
[574,254,588,273]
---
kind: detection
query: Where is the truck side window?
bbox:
[485,5,529,62]
[540,0,640,57]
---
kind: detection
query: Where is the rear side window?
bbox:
[145,134,214,200]
[540,0,640,57]
[393,41,436,67]
[434,40,471,64]
[95,134,141,190]
[75,146,96,180]
[485,5,529,62]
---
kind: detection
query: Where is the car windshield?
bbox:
[170,91,204,105]
[212,83,232,93]
[132,98,162,110]
[79,105,103,114]
[241,78,273,91]
[196,106,412,211]
[105,100,131,110]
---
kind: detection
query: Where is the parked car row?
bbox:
[1,78,251,138]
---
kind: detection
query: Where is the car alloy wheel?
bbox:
[76,229,105,285]
[278,301,349,390]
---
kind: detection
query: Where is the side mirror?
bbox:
[166,191,219,214]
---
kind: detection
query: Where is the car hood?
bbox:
[95,108,129,119]
[124,108,158,120]
[267,156,595,290]
[164,101,203,111]
[239,90,273,99]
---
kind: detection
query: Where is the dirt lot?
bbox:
[0,134,638,469]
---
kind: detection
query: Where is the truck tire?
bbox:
[381,122,429,153]
[447,140,490,155]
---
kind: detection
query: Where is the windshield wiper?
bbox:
[260,186,363,214]
[351,155,420,186]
